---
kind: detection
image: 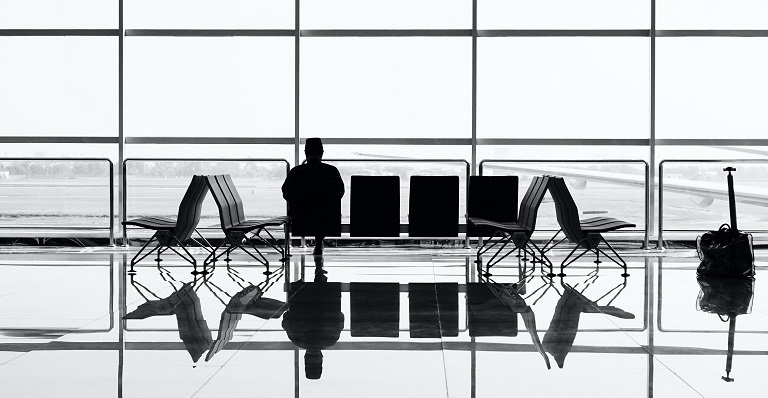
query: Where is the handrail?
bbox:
[0,157,114,245]
[657,159,768,249]
[479,159,650,249]
[122,158,291,245]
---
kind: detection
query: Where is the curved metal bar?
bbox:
[478,159,649,248]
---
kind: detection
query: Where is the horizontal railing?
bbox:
[657,159,768,249]
[122,158,291,244]
[0,157,114,245]
[479,159,650,249]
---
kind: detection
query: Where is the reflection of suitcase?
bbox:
[696,167,754,277]
[696,277,754,382]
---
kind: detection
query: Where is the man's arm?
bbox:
[335,169,345,198]
[282,171,293,201]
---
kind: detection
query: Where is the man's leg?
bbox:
[313,236,325,255]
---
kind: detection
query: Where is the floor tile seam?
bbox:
[430,256,453,398]
[0,308,117,371]
[585,295,709,398]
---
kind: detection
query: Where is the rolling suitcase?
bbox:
[696,167,755,277]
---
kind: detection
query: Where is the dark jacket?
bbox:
[282,159,345,236]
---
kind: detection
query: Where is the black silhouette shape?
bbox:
[282,256,343,379]
[350,176,400,237]
[204,174,290,274]
[471,176,553,277]
[408,283,459,338]
[466,282,517,337]
[122,175,210,274]
[124,275,212,363]
[542,279,634,369]
[546,177,635,277]
[696,276,754,382]
[204,267,288,362]
[408,176,459,237]
[282,138,345,255]
[481,273,551,369]
[466,175,518,238]
[350,282,400,337]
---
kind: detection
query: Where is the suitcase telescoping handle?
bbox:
[724,167,737,231]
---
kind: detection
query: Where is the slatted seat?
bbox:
[469,175,554,277]
[122,175,210,274]
[547,177,635,277]
[204,174,291,274]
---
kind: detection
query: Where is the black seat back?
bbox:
[408,175,460,237]
[467,176,518,237]
[222,174,247,226]
[207,174,238,231]
[517,175,550,233]
[350,176,400,237]
[548,177,586,244]
[171,175,209,241]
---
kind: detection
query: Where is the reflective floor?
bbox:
[0,245,765,397]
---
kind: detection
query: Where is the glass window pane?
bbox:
[658,160,768,234]
[125,37,295,138]
[656,38,768,140]
[658,1,768,30]
[301,0,469,29]
[477,154,648,234]
[0,1,116,29]
[124,144,294,164]
[301,38,471,139]
[125,0,294,29]
[0,159,113,228]
[477,38,649,139]
[0,37,118,137]
[478,0,648,29]
[125,159,290,225]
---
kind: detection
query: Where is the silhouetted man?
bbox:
[282,138,345,255]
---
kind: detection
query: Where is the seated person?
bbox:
[282,138,345,255]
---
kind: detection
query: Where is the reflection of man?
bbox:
[282,138,345,255]
[282,256,343,379]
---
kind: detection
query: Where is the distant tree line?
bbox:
[0,161,109,178]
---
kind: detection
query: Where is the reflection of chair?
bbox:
[204,174,291,274]
[479,272,550,369]
[124,274,213,363]
[204,267,287,362]
[123,175,210,274]
[543,278,633,368]
[469,176,553,277]
[547,177,635,277]
[350,282,400,337]
[408,283,459,338]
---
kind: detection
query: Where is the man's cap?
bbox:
[305,138,324,155]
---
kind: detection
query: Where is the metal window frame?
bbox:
[3,3,768,244]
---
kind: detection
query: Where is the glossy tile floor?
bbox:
[0,245,765,397]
